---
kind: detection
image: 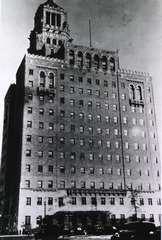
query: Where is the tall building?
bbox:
[0,0,161,233]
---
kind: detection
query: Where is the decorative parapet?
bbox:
[118,68,152,82]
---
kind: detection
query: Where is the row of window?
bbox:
[31,164,159,177]
[25,180,159,191]
[26,148,158,161]
[25,196,161,206]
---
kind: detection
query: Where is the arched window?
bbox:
[58,40,62,46]
[57,14,61,27]
[69,50,75,65]
[136,86,142,100]
[101,56,107,70]
[94,54,100,69]
[47,38,51,44]
[40,71,46,87]
[49,73,55,88]
[77,51,83,67]
[110,57,115,71]
[85,53,91,68]
[129,84,135,99]
[53,39,56,45]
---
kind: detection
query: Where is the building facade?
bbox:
[0,0,161,233]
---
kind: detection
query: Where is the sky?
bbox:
[0,0,162,157]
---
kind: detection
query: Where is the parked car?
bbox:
[111,221,157,240]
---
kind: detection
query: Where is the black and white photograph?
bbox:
[0,0,161,239]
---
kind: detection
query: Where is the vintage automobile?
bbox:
[111,221,157,240]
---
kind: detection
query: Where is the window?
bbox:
[40,71,46,87]
[116,155,120,162]
[123,129,128,136]
[38,150,43,157]
[96,102,101,109]
[70,87,74,93]
[123,117,127,124]
[80,139,84,146]
[70,112,75,119]
[27,135,31,142]
[143,143,147,150]
[26,150,31,157]
[100,182,104,189]
[105,103,109,109]
[81,197,86,205]
[39,95,44,102]
[81,181,86,188]
[48,165,53,173]
[70,125,75,132]
[79,76,83,83]
[28,81,33,87]
[28,107,32,114]
[148,198,153,205]
[71,152,75,160]
[37,197,42,205]
[99,168,104,174]
[109,182,113,189]
[140,198,144,205]
[49,123,53,130]
[134,143,139,150]
[48,151,53,158]
[60,181,65,189]
[117,169,122,176]
[39,136,43,143]
[120,198,124,205]
[48,181,53,188]
[49,95,54,103]
[71,166,76,174]
[60,166,65,173]
[79,88,83,94]
[37,180,43,188]
[25,164,31,172]
[49,137,53,144]
[25,216,31,226]
[90,167,94,174]
[60,138,65,144]
[101,198,106,205]
[104,80,108,87]
[70,99,75,106]
[95,90,100,97]
[48,197,53,205]
[104,91,108,98]
[87,78,91,84]
[29,69,33,75]
[60,85,65,92]
[38,165,43,173]
[71,181,76,188]
[108,168,113,175]
[106,154,111,161]
[121,94,126,100]
[71,197,76,205]
[106,128,110,134]
[112,93,116,99]
[87,89,92,95]
[70,75,74,82]
[122,105,126,111]
[139,106,144,113]
[127,169,131,176]
[28,94,33,100]
[80,152,85,160]
[80,126,84,133]
[89,154,94,160]
[58,197,64,206]
[125,142,129,149]
[112,105,117,111]
[60,73,65,80]
[115,141,119,148]
[112,81,116,88]
[91,197,97,205]
[26,197,31,205]
[70,138,75,146]
[79,100,84,106]
[107,141,111,148]
[125,155,130,162]
[25,180,30,188]
[97,128,102,134]
[88,101,92,108]
[121,82,125,88]
[96,79,100,85]
[110,198,115,205]
[131,106,135,113]
[80,167,85,174]
[114,117,118,123]
[91,182,95,189]
[60,98,65,104]
[97,115,101,121]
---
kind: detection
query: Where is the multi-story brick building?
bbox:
[0,0,161,233]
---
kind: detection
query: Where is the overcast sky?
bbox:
[0,0,162,157]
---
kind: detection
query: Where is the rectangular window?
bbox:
[71,181,76,188]
[101,198,106,205]
[26,197,31,205]
[25,180,30,188]
[48,197,53,205]
[25,164,31,172]
[81,181,86,188]
[70,75,74,81]
[48,165,53,173]
[79,100,84,106]
[28,94,33,100]
[58,197,64,207]
[70,86,74,93]
[37,180,43,188]
[104,80,108,87]
[29,69,33,75]
[38,165,43,173]
[80,167,85,174]
[49,137,53,144]
[120,198,124,205]
[25,216,31,225]
[88,101,92,108]
[91,197,97,205]
[60,85,65,92]
[148,198,153,205]
[87,78,91,84]
[48,181,53,188]
[27,135,31,142]
[49,123,53,130]
[110,198,115,205]
[38,150,43,157]
[37,197,42,205]
[81,197,86,205]
[39,122,44,129]
[60,181,65,189]
[70,99,75,106]
[60,73,65,80]
[39,136,43,143]
[71,197,76,205]
[28,81,33,87]
[26,150,31,157]
[79,88,83,94]
[60,98,65,104]
[109,182,113,189]
[112,82,116,88]
[49,109,54,116]
[79,76,83,83]
[39,108,44,115]
[87,89,92,95]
